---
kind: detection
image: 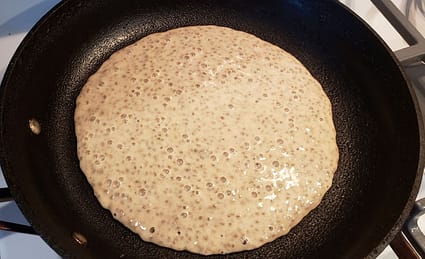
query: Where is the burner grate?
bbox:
[372,0,425,64]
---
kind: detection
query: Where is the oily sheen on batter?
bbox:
[74,25,339,255]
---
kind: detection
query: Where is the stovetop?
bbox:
[0,0,424,258]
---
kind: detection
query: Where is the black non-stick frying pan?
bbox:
[0,0,423,258]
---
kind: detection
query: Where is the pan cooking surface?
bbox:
[0,0,422,258]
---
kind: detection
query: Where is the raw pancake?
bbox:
[74,25,339,255]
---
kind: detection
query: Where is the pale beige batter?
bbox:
[74,25,339,255]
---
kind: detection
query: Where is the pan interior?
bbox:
[0,0,421,258]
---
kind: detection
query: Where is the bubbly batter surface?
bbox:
[74,25,339,255]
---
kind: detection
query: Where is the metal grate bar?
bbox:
[0,220,36,235]
[0,188,13,202]
[372,0,425,64]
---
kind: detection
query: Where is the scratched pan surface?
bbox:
[0,0,423,258]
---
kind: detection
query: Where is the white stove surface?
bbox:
[0,0,424,258]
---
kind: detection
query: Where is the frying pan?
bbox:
[0,0,423,258]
